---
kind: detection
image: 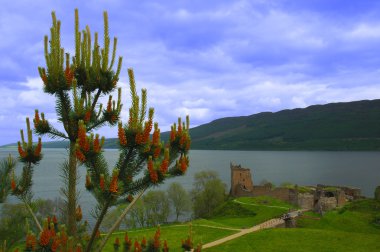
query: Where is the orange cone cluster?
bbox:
[64,65,74,87]
[35,216,69,251]
[33,110,50,133]
[100,174,105,191]
[75,121,105,162]
[109,169,119,194]
[178,155,189,174]
[147,157,158,183]
[85,172,92,189]
[124,232,132,251]
[170,116,191,152]
[26,232,37,251]
[17,118,43,164]
[113,227,165,252]
[118,122,127,146]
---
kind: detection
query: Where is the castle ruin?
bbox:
[229,163,361,212]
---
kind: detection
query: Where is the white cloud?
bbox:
[346,23,380,40]
[2,1,380,145]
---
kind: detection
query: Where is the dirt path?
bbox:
[201,208,310,250]
[201,217,285,249]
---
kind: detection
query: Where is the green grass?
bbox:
[11,199,380,251]
[102,225,237,251]
[204,228,380,252]
[298,199,380,234]
[191,219,240,229]
[206,199,380,252]
[208,196,293,228]
[237,196,296,209]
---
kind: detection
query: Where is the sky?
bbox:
[2,0,380,145]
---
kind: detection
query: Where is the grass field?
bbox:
[102,225,237,251]
[204,228,380,252]
[205,199,380,252]
[10,198,380,252]
[209,196,294,228]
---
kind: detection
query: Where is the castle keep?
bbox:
[229,163,361,211]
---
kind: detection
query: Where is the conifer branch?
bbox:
[75,9,80,66]
[46,127,69,140]
[139,89,147,125]
[91,89,102,114]
[97,188,146,252]
[102,11,110,71]
[56,90,72,136]
[108,37,117,70]
[86,26,91,67]
[86,117,109,131]
[22,196,43,232]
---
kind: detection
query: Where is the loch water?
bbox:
[1,148,379,225]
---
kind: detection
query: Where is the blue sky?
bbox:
[1,0,380,145]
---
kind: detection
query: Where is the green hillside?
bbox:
[6,99,380,150]
[189,99,380,150]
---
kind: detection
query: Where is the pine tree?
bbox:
[12,9,191,252]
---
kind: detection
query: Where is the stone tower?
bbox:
[230,162,254,197]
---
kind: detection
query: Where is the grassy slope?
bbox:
[208,196,294,228]
[205,229,380,252]
[190,99,380,150]
[205,199,380,252]
[103,196,294,250]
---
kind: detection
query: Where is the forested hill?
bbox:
[4,99,380,150]
[186,99,380,150]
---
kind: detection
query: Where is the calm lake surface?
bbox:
[1,148,379,225]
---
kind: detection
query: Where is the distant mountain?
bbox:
[188,99,380,150]
[4,99,380,150]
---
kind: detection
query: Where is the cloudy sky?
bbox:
[1,0,380,145]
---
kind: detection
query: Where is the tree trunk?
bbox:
[86,199,111,252]
[67,142,77,235]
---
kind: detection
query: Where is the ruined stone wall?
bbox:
[297,193,314,210]
[251,185,272,197]
[336,190,346,206]
[234,185,257,197]
[269,188,291,202]
[315,197,337,212]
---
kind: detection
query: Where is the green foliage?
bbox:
[324,186,338,192]
[19,8,192,248]
[128,200,146,228]
[143,191,170,226]
[0,155,15,203]
[167,182,191,221]
[0,203,30,248]
[338,199,380,214]
[374,185,380,201]
[192,171,226,218]
[183,99,380,150]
